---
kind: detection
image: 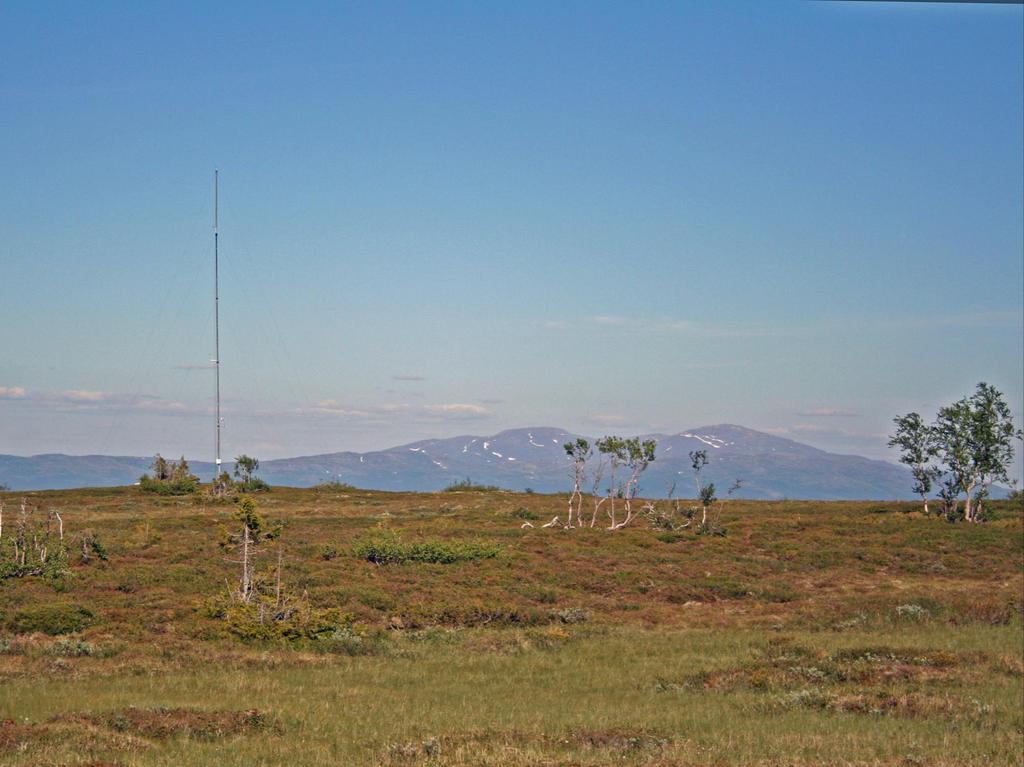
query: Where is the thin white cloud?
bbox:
[797,407,860,418]
[423,403,488,417]
[310,400,375,418]
[2,388,199,415]
[305,401,491,422]
[392,374,427,382]
[378,403,414,414]
[790,423,841,434]
[60,390,108,402]
[777,423,887,442]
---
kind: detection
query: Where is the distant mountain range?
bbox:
[0,424,963,500]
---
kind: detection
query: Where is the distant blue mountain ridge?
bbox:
[3,423,1002,501]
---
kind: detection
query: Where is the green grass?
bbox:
[0,486,1019,765]
[2,625,1020,766]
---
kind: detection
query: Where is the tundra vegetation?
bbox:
[138,455,200,496]
[140,454,272,498]
[233,454,271,493]
[0,480,1019,765]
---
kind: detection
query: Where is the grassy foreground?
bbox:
[0,486,1020,766]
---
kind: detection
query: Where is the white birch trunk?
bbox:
[241,525,252,602]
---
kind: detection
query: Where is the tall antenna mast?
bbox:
[214,169,222,478]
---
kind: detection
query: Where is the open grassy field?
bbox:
[0,486,1020,766]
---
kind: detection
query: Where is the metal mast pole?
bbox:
[214,169,222,478]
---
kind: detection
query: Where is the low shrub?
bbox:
[127,521,162,549]
[753,584,798,603]
[356,589,397,612]
[235,478,271,493]
[79,531,108,563]
[8,604,97,635]
[443,478,503,493]
[512,507,540,521]
[703,576,752,599]
[320,544,342,561]
[312,625,388,656]
[46,638,97,657]
[315,481,357,493]
[655,532,688,544]
[139,474,199,496]
[202,596,356,643]
[523,586,557,604]
[0,548,72,583]
[45,637,121,658]
[353,530,500,565]
[950,596,1019,626]
[555,607,589,624]
[428,603,551,628]
[895,604,929,621]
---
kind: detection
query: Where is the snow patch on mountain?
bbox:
[682,433,732,449]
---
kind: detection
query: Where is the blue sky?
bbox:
[1,1,1021,478]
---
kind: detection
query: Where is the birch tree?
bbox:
[593,437,656,529]
[926,383,1017,523]
[596,437,627,529]
[689,450,715,531]
[588,456,607,528]
[234,455,259,484]
[888,412,940,515]
[614,438,656,530]
[563,438,591,529]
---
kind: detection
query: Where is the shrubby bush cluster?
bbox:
[139,455,200,495]
[199,495,383,653]
[353,529,501,564]
[202,598,357,643]
[7,604,96,635]
[0,500,74,584]
[230,455,270,493]
[443,478,504,493]
[140,453,272,497]
[314,480,358,493]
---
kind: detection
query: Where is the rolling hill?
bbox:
[0,424,935,499]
